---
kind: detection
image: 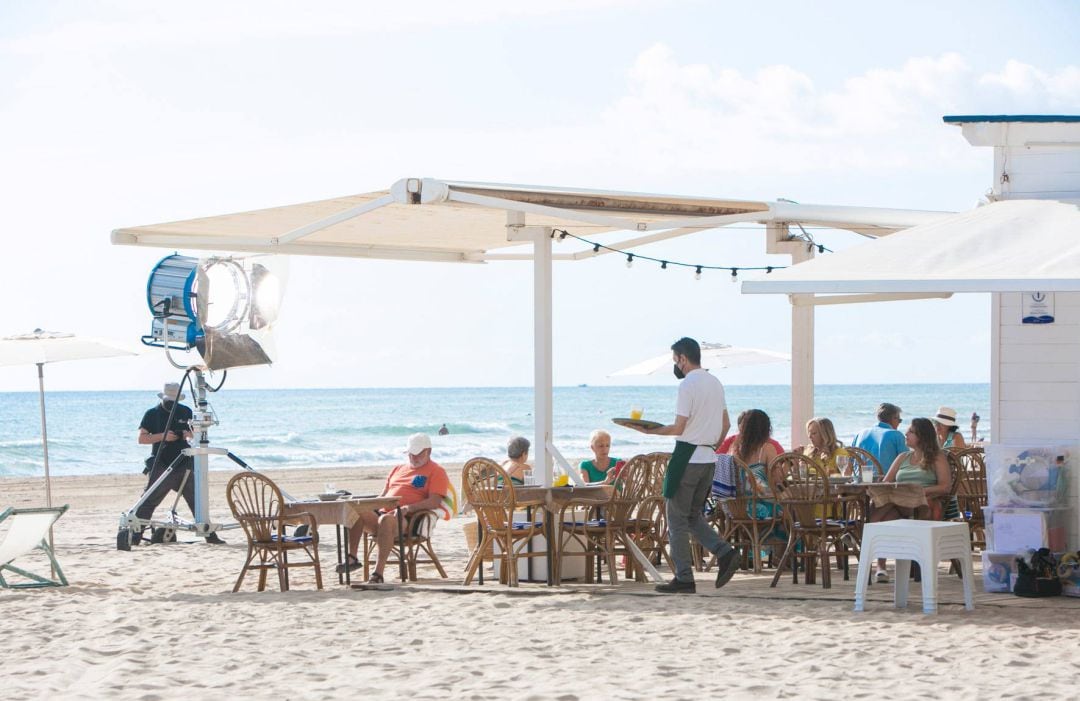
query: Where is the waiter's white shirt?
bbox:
[675,368,728,463]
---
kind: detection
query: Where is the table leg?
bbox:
[545,508,555,586]
[525,505,536,583]
[343,525,351,586]
[397,509,407,582]
[477,519,484,585]
[336,523,345,585]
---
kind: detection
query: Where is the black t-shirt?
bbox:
[140,403,193,465]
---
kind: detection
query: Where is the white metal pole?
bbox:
[37,362,56,574]
[790,245,815,449]
[766,223,815,449]
[36,363,52,509]
[534,226,554,487]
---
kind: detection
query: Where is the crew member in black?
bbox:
[135,382,225,544]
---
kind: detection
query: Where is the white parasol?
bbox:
[0,329,142,508]
[610,342,790,377]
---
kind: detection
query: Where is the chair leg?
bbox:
[463,533,489,585]
[771,534,797,588]
[423,542,448,578]
[234,548,256,593]
[311,546,323,590]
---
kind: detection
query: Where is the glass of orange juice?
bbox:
[630,405,644,421]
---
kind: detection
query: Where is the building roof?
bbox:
[944,115,1080,124]
[741,199,1080,294]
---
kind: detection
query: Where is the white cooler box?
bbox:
[985,507,1069,553]
[493,533,587,582]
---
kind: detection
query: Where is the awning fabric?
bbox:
[111,178,947,263]
[741,199,1080,294]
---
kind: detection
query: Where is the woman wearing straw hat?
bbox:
[932,407,967,451]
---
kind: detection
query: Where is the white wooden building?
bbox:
[744,115,1080,544]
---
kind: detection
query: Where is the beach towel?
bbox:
[437,482,459,521]
[712,453,736,498]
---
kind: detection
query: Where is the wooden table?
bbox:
[283,496,403,585]
[471,485,616,586]
[514,485,615,586]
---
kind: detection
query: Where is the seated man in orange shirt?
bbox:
[341,432,450,584]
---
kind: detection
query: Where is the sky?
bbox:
[0,0,1078,392]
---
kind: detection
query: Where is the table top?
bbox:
[283,496,401,528]
[514,484,615,511]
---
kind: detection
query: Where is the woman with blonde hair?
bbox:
[580,429,622,483]
[799,417,843,473]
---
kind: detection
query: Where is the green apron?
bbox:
[663,440,709,498]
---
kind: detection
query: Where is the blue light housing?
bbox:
[144,254,200,348]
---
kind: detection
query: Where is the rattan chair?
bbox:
[718,455,785,574]
[768,452,859,589]
[552,488,616,584]
[362,509,448,581]
[954,447,987,550]
[226,472,322,592]
[846,446,882,482]
[602,455,664,582]
[626,452,672,577]
[461,458,546,587]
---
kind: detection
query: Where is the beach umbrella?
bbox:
[0,329,142,508]
[609,342,791,377]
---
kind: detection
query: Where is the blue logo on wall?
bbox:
[411,475,428,488]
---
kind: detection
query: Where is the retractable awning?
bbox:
[111,178,948,263]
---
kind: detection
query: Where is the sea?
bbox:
[0,384,989,479]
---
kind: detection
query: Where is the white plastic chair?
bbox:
[854,520,973,614]
[0,505,69,588]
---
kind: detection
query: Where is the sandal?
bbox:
[335,555,362,574]
[875,569,889,583]
[367,572,384,584]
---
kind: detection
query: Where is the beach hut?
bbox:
[111,183,945,483]
[742,115,1080,544]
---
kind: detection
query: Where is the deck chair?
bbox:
[0,506,70,589]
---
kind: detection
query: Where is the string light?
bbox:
[551,228,787,277]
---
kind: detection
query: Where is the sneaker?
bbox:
[875,569,889,583]
[655,579,696,594]
[205,533,226,545]
[714,547,740,589]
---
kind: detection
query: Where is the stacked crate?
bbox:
[981,445,1071,593]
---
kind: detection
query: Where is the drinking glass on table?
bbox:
[629,405,644,421]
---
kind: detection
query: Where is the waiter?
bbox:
[631,337,738,593]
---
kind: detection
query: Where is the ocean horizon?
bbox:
[0,383,990,479]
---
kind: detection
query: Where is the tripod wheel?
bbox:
[117,529,132,551]
[150,527,177,544]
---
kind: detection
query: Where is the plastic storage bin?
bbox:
[981,551,1017,593]
[985,507,1069,553]
[986,444,1070,508]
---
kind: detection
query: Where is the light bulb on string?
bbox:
[730,268,738,283]
[626,254,634,269]
[660,261,667,270]
[694,266,702,280]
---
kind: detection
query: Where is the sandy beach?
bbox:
[0,465,1076,700]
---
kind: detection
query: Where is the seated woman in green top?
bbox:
[868,417,952,582]
[579,430,622,483]
[502,436,532,485]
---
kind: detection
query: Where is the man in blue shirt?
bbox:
[852,403,905,478]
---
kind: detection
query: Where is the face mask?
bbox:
[673,364,685,380]
[161,400,175,411]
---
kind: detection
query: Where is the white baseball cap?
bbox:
[406,432,432,456]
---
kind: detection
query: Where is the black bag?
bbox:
[1014,548,1062,598]
[143,456,156,475]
